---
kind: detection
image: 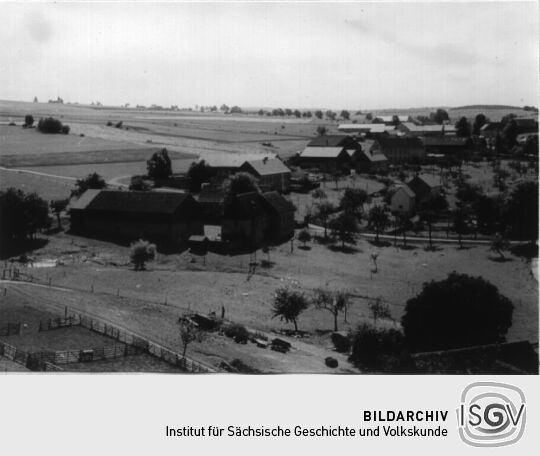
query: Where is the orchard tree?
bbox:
[329,211,359,249]
[71,172,106,198]
[272,287,310,332]
[368,297,392,327]
[178,316,204,359]
[297,229,312,248]
[490,233,510,260]
[146,148,172,179]
[368,205,389,243]
[129,239,156,270]
[402,272,513,351]
[313,288,350,331]
[340,188,367,216]
[314,201,336,240]
[418,195,448,248]
[50,199,69,229]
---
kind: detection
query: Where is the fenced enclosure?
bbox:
[0,322,21,337]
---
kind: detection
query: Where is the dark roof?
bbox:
[516,118,538,128]
[408,174,440,189]
[376,137,423,149]
[421,136,469,147]
[307,135,356,147]
[261,191,295,214]
[73,189,193,215]
[480,122,502,131]
[300,146,348,158]
[242,158,290,176]
[224,192,266,219]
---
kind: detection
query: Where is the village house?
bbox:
[479,122,502,139]
[221,191,295,249]
[337,123,388,138]
[406,174,442,204]
[69,189,203,245]
[299,135,361,172]
[421,136,472,156]
[239,157,291,193]
[397,122,457,137]
[370,137,425,164]
[355,140,388,173]
[390,185,416,214]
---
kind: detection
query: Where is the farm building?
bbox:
[370,137,425,164]
[421,136,471,155]
[221,191,295,249]
[197,183,225,223]
[239,157,291,193]
[390,185,415,214]
[337,123,388,138]
[397,123,457,137]
[260,191,296,242]
[479,122,502,139]
[406,174,442,204]
[69,189,203,245]
[515,118,539,134]
[204,154,275,180]
[299,135,362,172]
[355,145,388,173]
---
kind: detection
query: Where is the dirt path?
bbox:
[0,165,77,182]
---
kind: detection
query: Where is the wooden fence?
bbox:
[39,316,81,332]
[31,344,140,366]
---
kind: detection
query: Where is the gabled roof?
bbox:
[307,135,354,147]
[401,123,456,133]
[516,118,538,128]
[69,189,101,210]
[204,154,275,169]
[409,174,440,189]
[224,192,266,219]
[480,122,502,131]
[242,158,290,176]
[338,124,386,133]
[72,189,193,214]
[359,149,388,162]
[375,137,423,149]
[396,185,415,198]
[375,115,410,122]
[261,191,295,214]
[300,146,347,158]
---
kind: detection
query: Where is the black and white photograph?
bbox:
[0,0,538,377]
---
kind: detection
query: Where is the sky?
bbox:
[0,1,538,110]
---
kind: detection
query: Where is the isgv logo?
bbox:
[457,382,526,447]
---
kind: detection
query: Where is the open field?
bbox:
[0,167,74,200]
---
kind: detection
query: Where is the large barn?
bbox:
[69,189,203,245]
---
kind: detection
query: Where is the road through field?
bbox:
[0,165,76,182]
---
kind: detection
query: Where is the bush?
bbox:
[106,121,113,126]
[349,324,411,372]
[24,114,34,127]
[223,323,250,343]
[402,272,513,351]
[129,176,151,191]
[61,125,70,135]
[129,239,156,270]
[115,121,123,128]
[37,117,63,134]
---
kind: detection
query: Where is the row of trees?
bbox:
[253,108,350,120]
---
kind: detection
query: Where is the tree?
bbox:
[391,115,400,127]
[329,211,358,249]
[220,104,229,112]
[223,172,260,207]
[146,148,172,180]
[314,201,336,239]
[71,172,106,198]
[340,188,367,216]
[365,112,373,121]
[472,113,488,135]
[50,199,69,229]
[284,108,293,116]
[340,110,350,120]
[402,272,514,351]
[24,114,34,127]
[187,160,212,192]
[326,110,336,121]
[418,195,448,248]
[37,117,63,133]
[311,188,327,202]
[368,297,392,327]
[397,214,413,247]
[474,194,503,235]
[452,206,471,247]
[430,108,449,124]
[313,288,349,331]
[504,181,538,243]
[178,316,204,359]
[61,125,70,135]
[297,229,312,248]
[129,176,151,191]
[293,109,301,118]
[230,106,242,114]
[349,323,410,372]
[502,119,518,146]
[314,110,323,120]
[316,125,328,136]
[455,117,471,137]
[0,188,51,242]
[368,206,389,243]
[490,233,510,260]
[129,239,156,270]
[272,288,310,332]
